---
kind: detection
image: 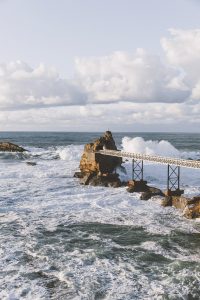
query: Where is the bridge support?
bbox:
[132,159,144,181]
[166,164,184,196]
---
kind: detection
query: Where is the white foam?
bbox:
[0,141,200,299]
[122,136,180,157]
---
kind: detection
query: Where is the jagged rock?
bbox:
[26,162,37,166]
[161,196,172,207]
[140,192,152,200]
[74,172,84,179]
[172,196,200,219]
[0,142,26,152]
[80,173,94,185]
[140,186,164,200]
[127,180,149,193]
[161,195,200,218]
[79,131,122,175]
[89,173,121,188]
[148,187,164,197]
[77,131,122,187]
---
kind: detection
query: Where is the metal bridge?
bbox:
[96,149,200,195]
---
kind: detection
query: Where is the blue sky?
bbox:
[0,0,200,131]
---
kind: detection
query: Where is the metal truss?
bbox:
[167,164,180,191]
[132,159,143,181]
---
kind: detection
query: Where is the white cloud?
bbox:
[0,61,86,110]
[1,101,199,131]
[1,28,200,130]
[161,28,200,99]
[75,49,189,104]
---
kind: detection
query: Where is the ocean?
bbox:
[0,132,200,300]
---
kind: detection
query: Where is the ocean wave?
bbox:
[121,136,180,157]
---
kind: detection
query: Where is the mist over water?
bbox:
[0,132,200,299]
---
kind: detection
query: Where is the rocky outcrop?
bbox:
[161,195,200,218]
[0,142,26,152]
[76,131,122,187]
[127,180,164,200]
[172,195,200,218]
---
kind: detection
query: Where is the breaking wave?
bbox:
[122,136,180,157]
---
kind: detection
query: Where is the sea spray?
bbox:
[122,136,180,157]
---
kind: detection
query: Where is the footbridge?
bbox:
[96,149,200,195]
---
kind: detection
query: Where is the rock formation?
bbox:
[127,180,164,200]
[0,142,27,152]
[75,131,122,187]
[162,195,200,219]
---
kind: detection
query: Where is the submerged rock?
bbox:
[26,162,37,166]
[0,142,27,152]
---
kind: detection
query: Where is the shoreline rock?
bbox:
[162,195,200,219]
[0,142,27,152]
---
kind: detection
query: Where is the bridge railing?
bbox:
[96,149,200,169]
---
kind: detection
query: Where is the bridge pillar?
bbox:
[132,159,144,181]
[166,164,184,196]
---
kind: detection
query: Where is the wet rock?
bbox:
[127,180,149,193]
[74,171,83,179]
[0,142,27,152]
[161,196,172,207]
[80,173,94,185]
[140,186,164,200]
[149,187,164,197]
[140,192,152,200]
[172,196,200,219]
[26,162,37,166]
[89,173,121,188]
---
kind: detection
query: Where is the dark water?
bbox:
[0,132,200,300]
[1,131,200,150]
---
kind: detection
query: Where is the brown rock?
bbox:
[127,180,149,193]
[140,192,152,200]
[172,196,200,219]
[161,196,172,207]
[0,142,27,152]
[79,131,122,176]
[140,186,164,200]
[80,173,95,185]
[89,173,121,188]
[149,187,164,197]
[74,172,84,179]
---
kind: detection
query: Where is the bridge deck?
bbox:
[96,150,200,169]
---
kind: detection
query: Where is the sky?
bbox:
[0,0,200,132]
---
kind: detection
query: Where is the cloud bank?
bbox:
[0,61,86,110]
[1,28,200,130]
